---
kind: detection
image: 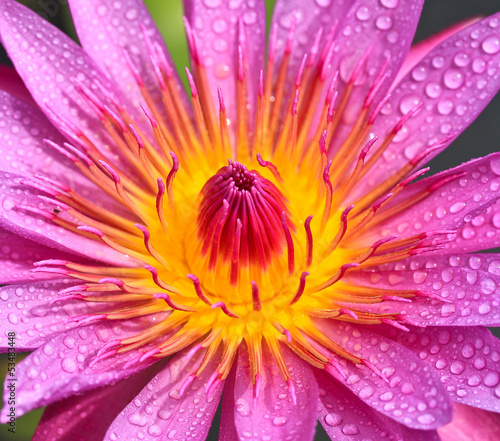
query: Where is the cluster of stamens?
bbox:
[21,13,460,399]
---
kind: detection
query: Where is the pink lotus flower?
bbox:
[0,0,500,440]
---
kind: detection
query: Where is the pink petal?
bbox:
[0,319,161,421]
[220,345,318,441]
[315,369,440,441]
[438,402,500,441]
[0,229,79,284]
[360,154,500,246]
[0,171,137,266]
[68,0,189,125]
[0,64,34,104]
[0,280,100,352]
[384,326,500,413]
[0,1,140,165]
[356,13,500,198]
[442,203,500,253]
[32,363,162,441]
[183,0,265,127]
[0,90,109,204]
[392,17,482,89]
[316,320,453,429]
[327,0,424,146]
[104,348,224,441]
[346,253,500,326]
[269,0,353,91]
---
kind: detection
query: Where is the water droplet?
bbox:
[413,270,427,284]
[235,398,251,417]
[324,412,342,427]
[7,313,18,324]
[481,35,500,54]
[468,375,482,387]
[437,99,454,115]
[399,95,421,114]
[417,414,435,425]
[424,82,442,99]
[461,343,475,359]
[356,6,371,21]
[411,65,427,82]
[359,386,375,399]
[491,158,500,176]
[450,202,466,213]
[375,14,393,30]
[213,38,228,53]
[478,302,491,315]
[272,416,287,427]
[432,55,445,69]
[148,425,162,437]
[158,409,172,420]
[2,198,14,211]
[443,68,464,89]
[61,357,77,373]
[125,8,138,20]
[243,11,257,25]
[484,372,500,387]
[386,30,399,44]
[212,18,228,33]
[128,413,147,426]
[481,277,496,294]
[96,5,107,16]
[435,359,447,369]
[380,0,398,8]
[401,382,415,394]
[342,424,359,435]
[380,391,394,401]
[450,360,465,374]
[203,0,222,8]
[454,51,470,67]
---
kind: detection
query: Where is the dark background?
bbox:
[0,0,499,439]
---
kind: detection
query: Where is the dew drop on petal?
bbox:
[2,198,14,211]
[61,357,77,373]
[342,424,359,435]
[454,52,471,67]
[147,425,163,437]
[355,6,371,21]
[380,0,398,8]
[432,55,445,69]
[212,18,228,33]
[272,416,287,427]
[203,0,222,8]
[399,95,421,114]
[425,82,442,99]
[481,35,500,54]
[417,414,436,425]
[484,372,500,387]
[461,343,475,359]
[478,302,491,315]
[411,65,427,82]
[324,413,343,427]
[443,68,464,89]
[128,413,147,427]
[450,360,465,375]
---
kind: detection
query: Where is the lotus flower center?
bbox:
[197,160,290,285]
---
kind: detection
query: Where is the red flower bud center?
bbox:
[197,160,290,284]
